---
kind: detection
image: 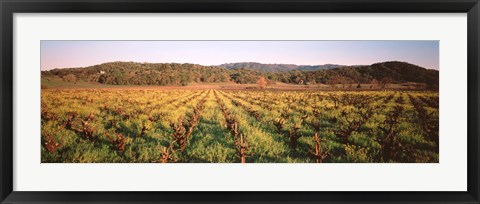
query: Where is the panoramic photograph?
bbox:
[41,41,439,163]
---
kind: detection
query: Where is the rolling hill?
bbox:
[41,61,438,87]
[217,62,345,72]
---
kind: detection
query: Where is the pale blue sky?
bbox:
[41,41,439,70]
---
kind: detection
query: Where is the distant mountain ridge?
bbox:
[41,61,438,87]
[218,62,345,72]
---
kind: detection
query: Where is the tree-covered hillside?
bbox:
[42,62,231,86]
[41,61,438,87]
[218,62,344,72]
[279,61,439,85]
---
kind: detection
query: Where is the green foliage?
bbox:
[41,89,439,163]
[41,61,438,87]
[42,62,230,86]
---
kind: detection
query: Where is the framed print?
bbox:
[1,0,479,203]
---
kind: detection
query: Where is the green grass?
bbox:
[41,89,439,163]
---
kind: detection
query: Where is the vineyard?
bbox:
[41,89,439,163]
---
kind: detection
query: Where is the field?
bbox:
[41,88,439,163]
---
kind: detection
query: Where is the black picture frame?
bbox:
[1,0,479,203]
